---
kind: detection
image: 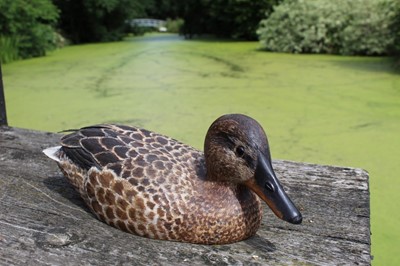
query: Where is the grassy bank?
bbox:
[3,34,400,265]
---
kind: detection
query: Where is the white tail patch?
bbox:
[43,146,62,162]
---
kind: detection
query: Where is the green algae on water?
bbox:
[3,33,400,265]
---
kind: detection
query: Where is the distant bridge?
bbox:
[129,19,167,31]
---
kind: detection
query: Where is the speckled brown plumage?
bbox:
[44,114,302,244]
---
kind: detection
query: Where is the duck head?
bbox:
[204,114,302,224]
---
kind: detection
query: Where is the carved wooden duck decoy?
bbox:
[44,114,302,244]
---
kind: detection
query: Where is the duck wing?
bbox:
[60,124,147,171]
[60,124,197,175]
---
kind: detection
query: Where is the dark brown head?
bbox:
[204,114,302,224]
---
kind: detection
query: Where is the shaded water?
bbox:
[3,34,400,265]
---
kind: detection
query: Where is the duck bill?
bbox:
[245,154,302,224]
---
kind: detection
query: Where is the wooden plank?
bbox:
[0,126,371,265]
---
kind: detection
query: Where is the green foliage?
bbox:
[126,25,154,36]
[0,36,19,63]
[0,0,59,62]
[208,0,281,40]
[389,0,400,56]
[257,0,396,55]
[145,0,180,20]
[53,0,150,43]
[165,18,184,33]
[178,0,280,40]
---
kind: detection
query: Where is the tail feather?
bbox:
[43,146,62,162]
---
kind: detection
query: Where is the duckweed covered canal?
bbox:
[3,34,400,265]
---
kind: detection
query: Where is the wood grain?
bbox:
[0,126,371,265]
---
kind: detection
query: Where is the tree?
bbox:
[171,0,280,40]
[145,0,180,20]
[53,0,151,43]
[0,0,59,62]
[206,0,281,40]
[178,0,210,38]
[389,0,400,56]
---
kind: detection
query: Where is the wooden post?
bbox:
[0,63,7,126]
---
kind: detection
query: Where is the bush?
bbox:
[126,25,154,36]
[0,0,59,62]
[0,35,19,63]
[166,18,184,33]
[257,0,396,55]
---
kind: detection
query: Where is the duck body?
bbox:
[44,114,301,244]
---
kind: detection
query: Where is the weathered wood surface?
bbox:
[0,126,371,265]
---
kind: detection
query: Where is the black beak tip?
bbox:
[288,214,303,225]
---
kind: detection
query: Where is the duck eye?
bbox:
[235,146,245,157]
